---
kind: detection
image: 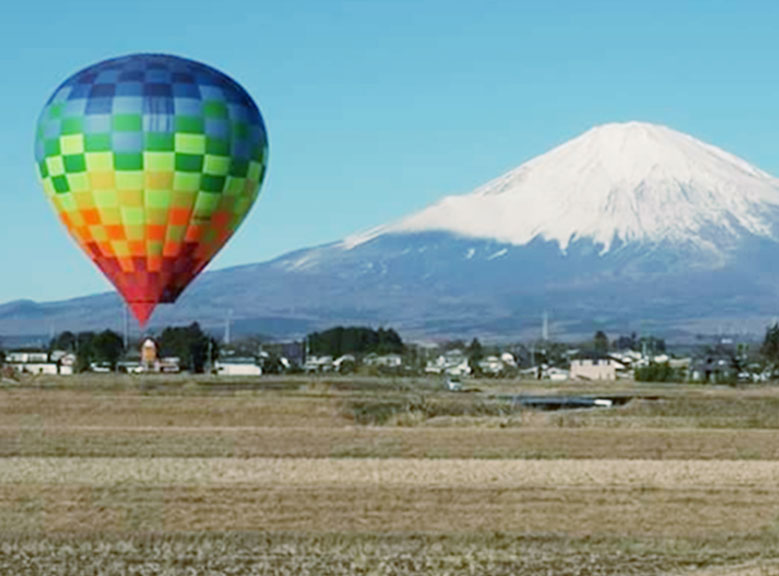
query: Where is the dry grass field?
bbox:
[1,375,779,574]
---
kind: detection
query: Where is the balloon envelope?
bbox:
[35,54,268,326]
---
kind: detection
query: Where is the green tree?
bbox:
[376,328,404,354]
[261,351,286,374]
[593,331,609,356]
[635,362,676,382]
[640,335,666,355]
[761,323,779,364]
[614,333,638,351]
[307,326,404,357]
[159,323,218,373]
[74,332,96,373]
[50,331,77,352]
[467,337,484,376]
[91,330,124,370]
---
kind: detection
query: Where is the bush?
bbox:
[634,362,678,382]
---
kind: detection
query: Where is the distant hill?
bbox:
[4,122,779,341]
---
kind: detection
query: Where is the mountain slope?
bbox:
[4,121,779,340]
[348,122,779,258]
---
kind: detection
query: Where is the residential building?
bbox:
[5,349,74,376]
[216,357,262,376]
[478,355,504,375]
[425,349,471,376]
[363,353,403,369]
[304,355,334,373]
[570,358,617,381]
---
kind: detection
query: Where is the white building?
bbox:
[7,352,48,364]
[444,359,471,377]
[500,352,517,368]
[364,353,403,369]
[11,362,59,375]
[570,358,617,381]
[333,354,356,371]
[304,355,334,373]
[216,357,262,376]
[50,350,76,375]
[158,357,181,373]
[478,355,504,375]
[6,350,73,375]
[425,350,472,376]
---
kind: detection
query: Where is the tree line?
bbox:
[48,322,218,373]
[307,326,405,358]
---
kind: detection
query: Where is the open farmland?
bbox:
[1,375,779,574]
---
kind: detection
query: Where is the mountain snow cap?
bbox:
[345,121,779,254]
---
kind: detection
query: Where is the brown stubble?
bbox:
[3,379,779,574]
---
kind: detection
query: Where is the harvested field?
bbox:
[2,533,777,576]
[1,458,779,537]
[3,457,779,488]
[2,377,779,574]
[3,425,779,459]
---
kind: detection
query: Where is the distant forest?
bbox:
[307,326,405,357]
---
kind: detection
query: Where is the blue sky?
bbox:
[3,0,779,302]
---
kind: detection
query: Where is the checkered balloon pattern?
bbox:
[35,54,268,325]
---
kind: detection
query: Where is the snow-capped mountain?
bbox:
[5,121,779,340]
[347,122,779,256]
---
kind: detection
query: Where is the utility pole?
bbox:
[542,310,549,341]
[123,304,129,350]
[224,309,233,345]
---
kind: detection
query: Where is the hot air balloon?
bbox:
[34,54,268,326]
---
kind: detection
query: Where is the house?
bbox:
[304,355,334,373]
[141,339,158,371]
[333,354,356,371]
[6,351,49,364]
[570,358,617,381]
[50,350,76,375]
[425,349,471,376]
[48,350,76,375]
[158,357,181,373]
[134,339,180,373]
[363,353,403,369]
[424,356,447,374]
[477,353,519,376]
[478,355,504,375]
[5,350,71,375]
[261,340,305,368]
[216,357,262,376]
[445,359,471,376]
[117,360,144,374]
[669,357,691,371]
[690,355,736,383]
